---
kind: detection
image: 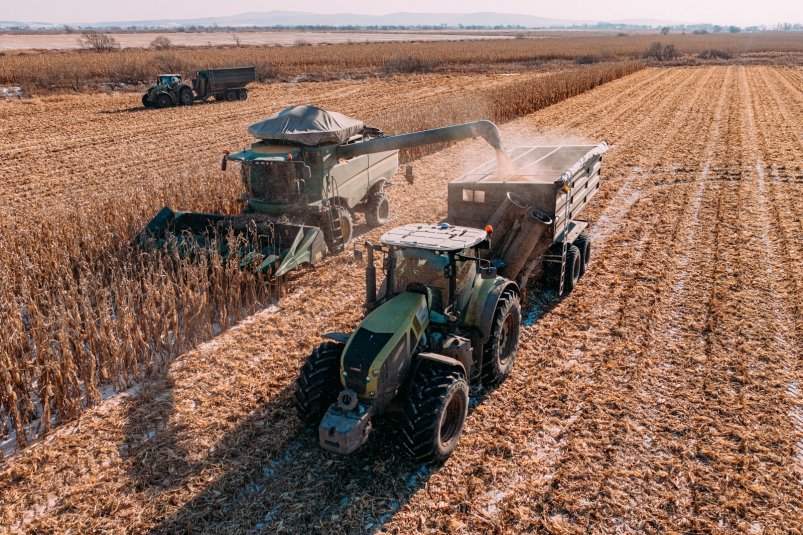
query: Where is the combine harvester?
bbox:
[296,141,608,462]
[140,105,507,276]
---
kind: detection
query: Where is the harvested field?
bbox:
[1,65,803,533]
[0,62,643,452]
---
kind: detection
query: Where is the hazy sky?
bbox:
[1,0,800,26]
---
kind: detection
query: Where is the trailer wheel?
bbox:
[399,361,469,463]
[214,94,224,102]
[573,232,591,276]
[238,88,248,100]
[294,342,344,425]
[225,90,237,102]
[482,289,520,386]
[562,245,582,294]
[155,92,172,108]
[178,87,194,106]
[365,192,390,228]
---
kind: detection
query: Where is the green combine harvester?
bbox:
[139,105,506,277]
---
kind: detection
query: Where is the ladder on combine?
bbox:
[323,176,346,253]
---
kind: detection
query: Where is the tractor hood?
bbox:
[341,292,429,398]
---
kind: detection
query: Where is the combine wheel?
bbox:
[178,87,194,106]
[399,361,469,463]
[481,289,521,386]
[573,231,591,276]
[225,90,237,102]
[155,92,173,108]
[365,192,390,228]
[238,88,248,100]
[294,343,344,425]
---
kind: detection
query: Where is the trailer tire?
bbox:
[562,245,582,294]
[365,192,390,228]
[178,87,194,106]
[482,289,520,386]
[399,361,469,463]
[238,88,248,100]
[155,92,172,108]
[225,90,237,102]
[573,232,591,276]
[294,343,344,426]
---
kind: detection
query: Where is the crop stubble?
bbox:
[1,66,801,533]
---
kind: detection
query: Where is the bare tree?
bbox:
[232,32,242,47]
[77,31,121,52]
[150,35,172,50]
[660,26,670,35]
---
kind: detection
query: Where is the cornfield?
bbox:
[1,31,801,90]
[0,61,642,451]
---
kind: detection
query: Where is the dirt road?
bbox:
[1,66,801,533]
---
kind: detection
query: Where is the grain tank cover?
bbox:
[247,105,365,146]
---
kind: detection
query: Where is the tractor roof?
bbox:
[380,223,488,252]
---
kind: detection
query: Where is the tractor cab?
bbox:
[156,74,181,87]
[378,223,495,318]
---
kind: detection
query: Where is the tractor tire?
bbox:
[573,231,591,276]
[562,244,582,294]
[365,192,390,228]
[238,88,248,100]
[294,342,344,426]
[141,94,151,108]
[155,92,172,108]
[399,361,469,463]
[225,90,237,102]
[178,87,194,106]
[481,289,521,386]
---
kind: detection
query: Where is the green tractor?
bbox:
[294,223,520,463]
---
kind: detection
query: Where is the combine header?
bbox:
[139,106,506,277]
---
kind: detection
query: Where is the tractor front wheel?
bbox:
[294,342,344,425]
[365,192,390,228]
[482,289,521,386]
[141,94,151,108]
[399,361,469,463]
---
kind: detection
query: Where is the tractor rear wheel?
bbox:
[573,231,591,276]
[399,361,469,463]
[178,87,194,106]
[294,343,344,425]
[482,289,521,386]
[365,192,390,228]
[155,92,172,108]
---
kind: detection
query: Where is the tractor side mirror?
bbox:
[353,249,364,262]
[480,266,497,279]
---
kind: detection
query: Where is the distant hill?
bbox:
[0,11,688,30]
